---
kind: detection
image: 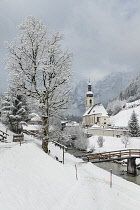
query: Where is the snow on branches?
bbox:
[5,16,72,147]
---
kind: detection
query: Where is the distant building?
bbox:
[22,113,42,135]
[87,125,128,137]
[28,113,42,125]
[83,82,110,128]
[61,120,79,130]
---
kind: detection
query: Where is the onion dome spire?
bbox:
[86,80,93,97]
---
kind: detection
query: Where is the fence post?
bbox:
[129,149,131,157]
[63,146,65,164]
[75,164,78,180]
[110,169,112,188]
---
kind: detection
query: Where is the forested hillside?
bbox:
[107,76,140,115]
[71,72,137,116]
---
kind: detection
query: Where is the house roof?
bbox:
[31,115,41,122]
[22,124,41,131]
[29,113,42,122]
[83,103,109,117]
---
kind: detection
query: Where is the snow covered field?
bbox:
[1,121,140,210]
[110,105,140,127]
[0,127,140,209]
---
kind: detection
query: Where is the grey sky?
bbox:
[0,0,140,91]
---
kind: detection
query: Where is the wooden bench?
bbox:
[13,134,24,142]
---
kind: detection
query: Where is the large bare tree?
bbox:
[5,16,72,152]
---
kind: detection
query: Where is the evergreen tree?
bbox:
[128,110,140,137]
[1,93,29,133]
[8,95,28,133]
[0,94,11,125]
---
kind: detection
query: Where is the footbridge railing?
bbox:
[82,149,140,163]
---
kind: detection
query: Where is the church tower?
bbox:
[86,81,94,111]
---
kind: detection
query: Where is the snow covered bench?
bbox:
[13,134,24,142]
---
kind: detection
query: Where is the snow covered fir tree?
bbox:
[128,110,140,137]
[0,93,28,133]
[7,95,28,133]
[0,93,11,125]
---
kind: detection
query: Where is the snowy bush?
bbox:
[97,136,105,148]
[55,126,89,150]
[73,127,89,150]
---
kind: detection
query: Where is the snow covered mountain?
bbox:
[94,71,136,105]
[71,71,137,116]
[107,75,140,115]
[119,76,140,102]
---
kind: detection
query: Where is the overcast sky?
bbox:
[0,0,140,91]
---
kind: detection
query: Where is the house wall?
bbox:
[88,128,128,137]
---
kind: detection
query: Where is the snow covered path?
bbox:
[0,141,140,210]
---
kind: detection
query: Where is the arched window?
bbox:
[90,99,92,105]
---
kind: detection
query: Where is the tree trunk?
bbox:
[42,115,49,153]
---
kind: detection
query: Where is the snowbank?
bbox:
[0,140,140,209]
[110,106,140,127]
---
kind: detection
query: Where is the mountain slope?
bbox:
[119,76,140,102]
[71,71,137,115]
[110,105,140,127]
[107,76,140,115]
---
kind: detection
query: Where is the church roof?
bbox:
[83,103,109,117]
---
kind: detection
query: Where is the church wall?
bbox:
[83,115,110,128]
[86,97,94,111]
[100,117,110,127]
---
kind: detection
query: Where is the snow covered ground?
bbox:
[0,124,140,210]
[1,140,140,210]
[110,105,140,127]
[0,121,140,210]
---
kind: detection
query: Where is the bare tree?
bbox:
[121,134,129,148]
[5,16,72,152]
[97,136,105,148]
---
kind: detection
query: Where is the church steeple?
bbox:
[86,80,94,110]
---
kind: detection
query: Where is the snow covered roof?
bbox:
[91,124,100,128]
[29,113,42,122]
[83,103,109,117]
[31,115,41,122]
[22,124,41,131]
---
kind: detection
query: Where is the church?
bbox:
[82,81,110,128]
